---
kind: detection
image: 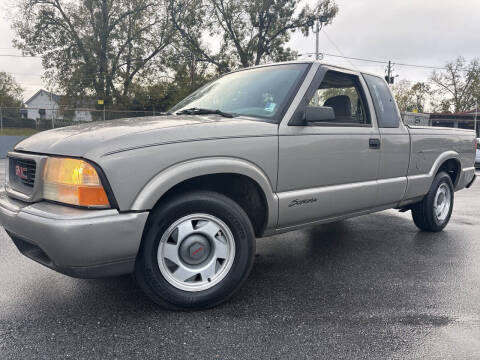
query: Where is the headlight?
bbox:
[43,157,110,208]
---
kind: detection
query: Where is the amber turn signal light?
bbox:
[43,157,110,208]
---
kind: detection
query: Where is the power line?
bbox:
[297,51,453,71]
[393,78,437,85]
[2,72,43,78]
[0,54,40,58]
[394,62,446,71]
[0,51,461,73]
[321,30,359,71]
[0,50,455,70]
[298,51,388,64]
[0,53,454,90]
[4,73,176,83]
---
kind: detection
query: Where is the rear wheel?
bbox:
[135,191,255,310]
[411,171,454,232]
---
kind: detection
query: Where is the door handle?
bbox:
[369,138,381,149]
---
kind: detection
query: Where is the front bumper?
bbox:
[0,190,149,278]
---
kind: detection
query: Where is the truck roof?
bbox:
[238,59,384,80]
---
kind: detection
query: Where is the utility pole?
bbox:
[385,61,395,85]
[313,15,329,60]
[475,102,478,138]
[0,103,3,132]
[50,91,55,129]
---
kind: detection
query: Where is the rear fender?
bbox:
[404,151,461,200]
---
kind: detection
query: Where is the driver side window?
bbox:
[308,71,370,126]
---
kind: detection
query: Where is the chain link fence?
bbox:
[0,106,159,136]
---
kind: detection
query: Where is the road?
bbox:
[1,158,479,359]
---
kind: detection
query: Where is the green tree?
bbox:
[392,80,414,112]
[128,47,215,112]
[168,0,232,72]
[169,0,338,70]
[392,80,430,113]
[13,0,175,105]
[410,82,431,113]
[0,72,24,126]
[430,57,480,113]
[0,72,23,108]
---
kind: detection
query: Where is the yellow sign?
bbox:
[412,108,418,113]
[98,99,104,105]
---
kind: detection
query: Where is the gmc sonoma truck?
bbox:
[0,61,476,310]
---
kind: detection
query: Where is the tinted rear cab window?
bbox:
[363,74,400,128]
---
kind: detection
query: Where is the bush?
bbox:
[1,116,36,129]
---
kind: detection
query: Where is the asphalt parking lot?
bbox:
[1,158,479,359]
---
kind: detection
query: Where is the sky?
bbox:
[0,0,479,100]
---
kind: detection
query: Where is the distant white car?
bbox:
[476,138,480,169]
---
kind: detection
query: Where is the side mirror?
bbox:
[304,106,335,123]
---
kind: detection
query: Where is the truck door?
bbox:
[277,66,381,229]
[362,74,410,207]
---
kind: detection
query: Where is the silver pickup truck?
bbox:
[0,61,476,309]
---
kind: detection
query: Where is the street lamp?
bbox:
[313,15,329,60]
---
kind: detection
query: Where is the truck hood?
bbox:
[14,115,278,159]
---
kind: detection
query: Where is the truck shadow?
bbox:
[229,210,463,318]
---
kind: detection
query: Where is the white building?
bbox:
[25,89,93,122]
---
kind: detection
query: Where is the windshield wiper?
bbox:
[175,107,235,118]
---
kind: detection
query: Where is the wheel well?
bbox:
[154,173,268,237]
[438,159,461,186]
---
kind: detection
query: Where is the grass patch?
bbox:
[0,128,40,136]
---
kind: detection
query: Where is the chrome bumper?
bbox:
[0,190,148,278]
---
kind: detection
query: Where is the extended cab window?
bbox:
[363,74,400,128]
[308,71,370,126]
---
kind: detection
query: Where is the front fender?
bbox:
[130,157,278,230]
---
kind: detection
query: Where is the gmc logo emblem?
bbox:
[15,165,28,180]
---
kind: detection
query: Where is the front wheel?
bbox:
[411,171,454,232]
[135,191,255,310]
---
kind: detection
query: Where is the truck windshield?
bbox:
[170,64,309,121]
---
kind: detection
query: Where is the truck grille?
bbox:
[9,158,37,188]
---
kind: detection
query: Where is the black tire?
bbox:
[411,171,454,232]
[135,191,256,310]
